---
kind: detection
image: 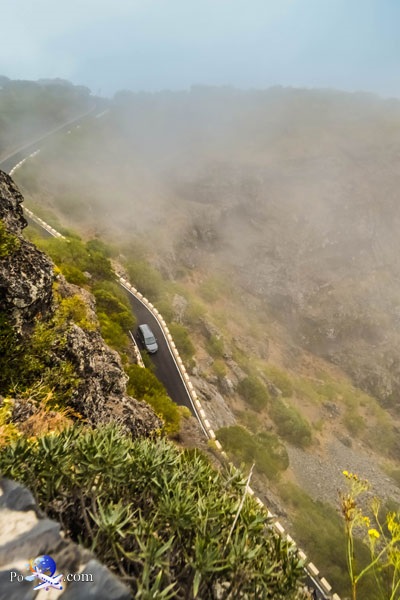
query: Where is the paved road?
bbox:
[122,286,207,437]
[0,106,97,174]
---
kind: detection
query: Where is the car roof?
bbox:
[139,323,154,337]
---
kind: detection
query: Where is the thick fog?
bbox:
[13,85,400,412]
[2,0,400,96]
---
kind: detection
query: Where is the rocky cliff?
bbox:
[0,173,53,331]
[0,168,161,438]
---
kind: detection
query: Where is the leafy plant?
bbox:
[237,375,270,410]
[217,425,289,480]
[0,424,309,599]
[269,399,312,448]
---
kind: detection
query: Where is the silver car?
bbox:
[137,323,158,354]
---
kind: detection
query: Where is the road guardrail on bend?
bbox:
[116,276,341,600]
[8,143,341,600]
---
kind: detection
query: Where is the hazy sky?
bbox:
[2,0,400,97]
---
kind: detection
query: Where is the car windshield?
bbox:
[146,336,156,344]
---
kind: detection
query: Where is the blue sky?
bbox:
[2,0,400,96]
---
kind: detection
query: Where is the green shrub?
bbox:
[34,237,114,282]
[59,295,96,331]
[217,425,288,480]
[198,276,222,303]
[93,288,135,330]
[238,375,269,410]
[278,482,356,597]
[364,416,395,456]
[212,359,227,379]
[97,312,129,353]
[0,423,307,599]
[0,221,20,257]
[183,299,206,328]
[85,250,114,281]
[125,259,164,300]
[206,334,225,359]
[126,364,180,435]
[85,238,117,258]
[343,408,365,436]
[0,302,81,404]
[0,312,20,390]
[168,322,195,361]
[60,264,87,285]
[154,298,174,322]
[264,365,293,397]
[270,399,312,448]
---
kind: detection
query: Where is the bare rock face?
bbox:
[0,171,54,331]
[0,172,26,233]
[191,375,236,430]
[0,478,132,600]
[61,323,161,437]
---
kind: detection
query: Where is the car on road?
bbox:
[137,323,158,354]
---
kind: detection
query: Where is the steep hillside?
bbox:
[0,170,313,599]
[16,87,400,410]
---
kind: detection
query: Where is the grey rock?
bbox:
[0,479,38,513]
[0,517,60,566]
[0,172,54,333]
[191,376,236,429]
[220,376,235,395]
[172,294,188,323]
[0,479,132,600]
[61,560,132,600]
[0,571,34,600]
[0,170,26,233]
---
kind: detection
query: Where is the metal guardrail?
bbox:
[128,330,145,368]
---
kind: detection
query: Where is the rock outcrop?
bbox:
[0,478,132,600]
[0,171,54,331]
[0,168,161,436]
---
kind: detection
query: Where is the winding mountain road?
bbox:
[120,283,207,435]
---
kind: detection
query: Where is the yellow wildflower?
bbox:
[368,529,380,540]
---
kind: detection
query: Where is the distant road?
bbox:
[0,105,98,174]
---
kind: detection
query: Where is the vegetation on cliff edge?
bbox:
[0,424,309,599]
